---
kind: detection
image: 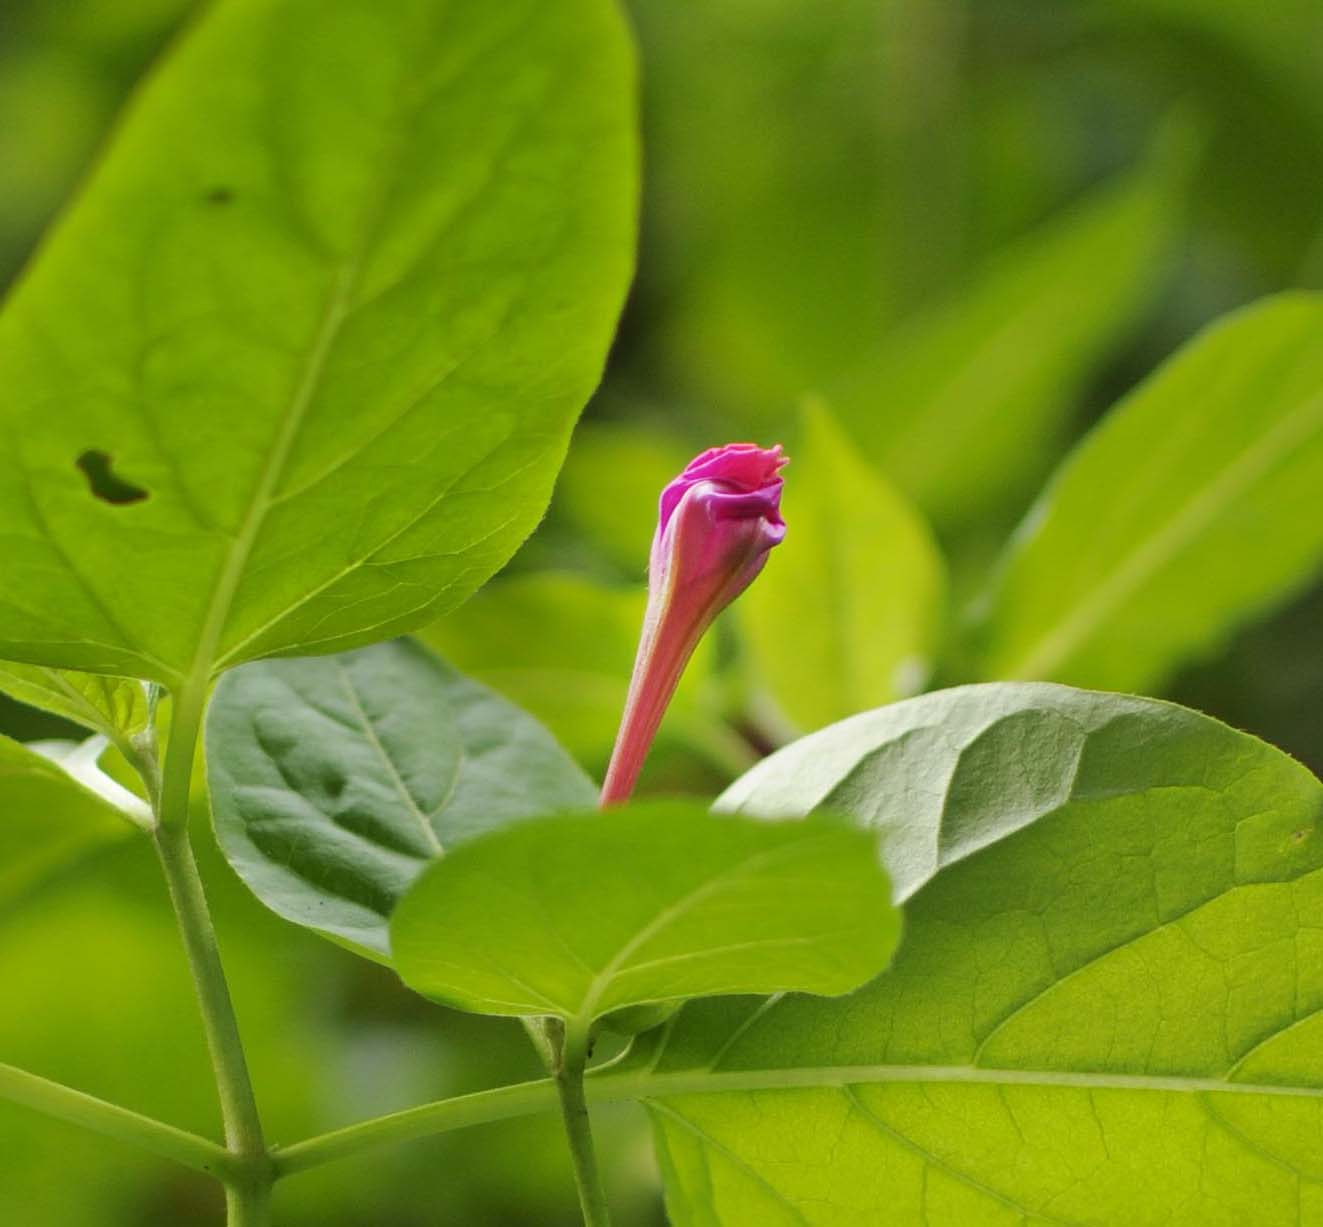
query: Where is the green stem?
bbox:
[553,1022,612,1227]
[273,1077,561,1176]
[152,678,271,1220]
[0,1061,234,1177]
[226,1179,274,1226]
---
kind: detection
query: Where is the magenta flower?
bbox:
[601,442,787,805]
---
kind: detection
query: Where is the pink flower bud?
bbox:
[601,443,787,805]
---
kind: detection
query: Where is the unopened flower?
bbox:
[601,443,787,805]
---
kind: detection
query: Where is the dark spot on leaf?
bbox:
[205,186,234,205]
[76,450,149,505]
[1292,829,1310,843]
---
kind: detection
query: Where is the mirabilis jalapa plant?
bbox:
[7,2,1323,1225]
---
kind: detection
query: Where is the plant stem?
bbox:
[154,821,266,1164]
[553,1022,612,1227]
[0,1061,234,1177]
[226,1179,274,1226]
[151,678,270,1220]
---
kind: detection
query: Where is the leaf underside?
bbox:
[647,683,1323,1225]
[207,638,596,961]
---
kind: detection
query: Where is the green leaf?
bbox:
[0,734,144,913]
[633,0,910,420]
[554,420,692,575]
[975,293,1323,693]
[0,664,148,747]
[420,571,716,770]
[742,402,946,734]
[392,802,898,1023]
[206,639,596,962]
[0,0,637,685]
[632,683,1323,1224]
[832,138,1187,526]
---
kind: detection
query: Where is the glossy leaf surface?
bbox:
[0,0,637,684]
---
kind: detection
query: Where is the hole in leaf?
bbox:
[205,186,235,205]
[75,450,149,505]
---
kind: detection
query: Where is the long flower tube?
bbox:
[600,443,787,806]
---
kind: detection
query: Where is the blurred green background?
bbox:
[4,0,1323,1222]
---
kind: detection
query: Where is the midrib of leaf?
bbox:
[603,1063,1323,1102]
[271,1058,1323,1176]
[183,12,453,695]
[184,260,359,700]
[576,840,821,1023]
[332,659,443,856]
[1001,389,1323,680]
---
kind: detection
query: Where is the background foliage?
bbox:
[4,0,1323,1221]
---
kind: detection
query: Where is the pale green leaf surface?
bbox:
[206,639,596,961]
[392,802,898,1023]
[832,143,1186,526]
[0,664,148,748]
[743,403,945,734]
[420,571,714,770]
[634,683,1323,1224]
[977,293,1323,692]
[0,0,637,684]
[0,734,142,912]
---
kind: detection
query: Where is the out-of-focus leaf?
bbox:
[0,0,637,683]
[0,734,144,913]
[833,138,1188,526]
[392,802,898,1022]
[420,572,715,772]
[639,682,1323,1225]
[207,640,595,962]
[975,293,1323,692]
[554,420,692,575]
[742,403,945,734]
[630,0,915,418]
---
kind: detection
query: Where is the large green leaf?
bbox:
[832,141,1187,526]
[620,683,1323,1224]
[976,293,1323,693]
[206,639,596,961]
[742,403,946,734]
[392,801,898,1023]
[0,0,637,685]
[420,571,717,771]
[0,734,145,913]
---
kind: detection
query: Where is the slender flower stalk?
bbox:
[601,442,787,805]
